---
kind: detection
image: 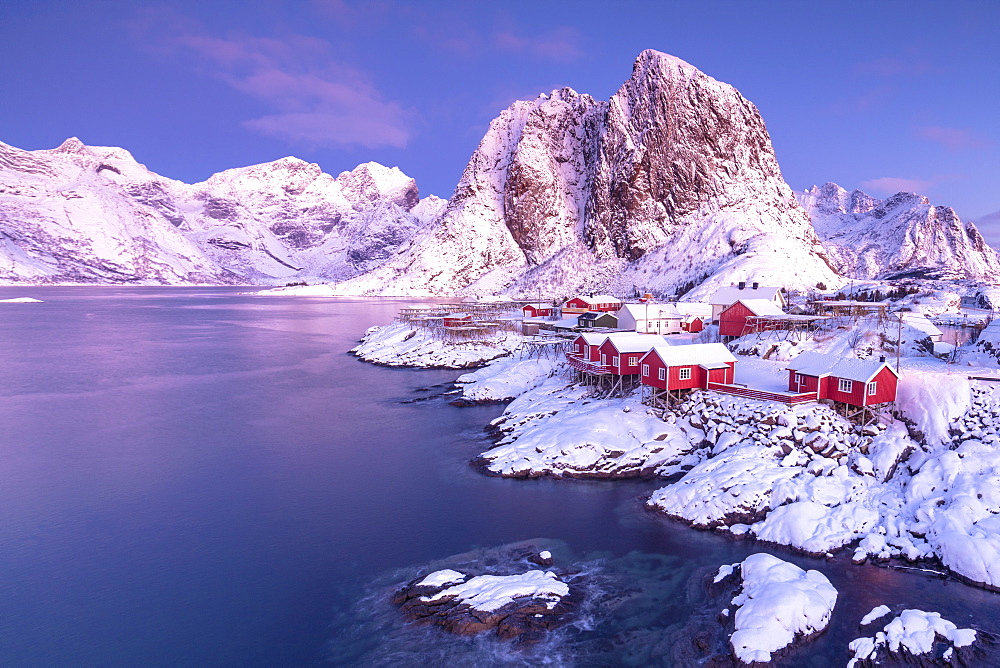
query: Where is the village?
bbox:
[364,281,997,430]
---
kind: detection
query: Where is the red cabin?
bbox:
[443,313,472,327]
[596,334,670,375]
[570,332,608,361]
[639,343,737,390]
[522,303,553,318]
[718,299,785,337]
[563,295,622,315]
[683,316,705,333]
[786,352,899,407]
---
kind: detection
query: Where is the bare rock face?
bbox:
[799,182,1000,281]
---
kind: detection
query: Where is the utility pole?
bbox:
[895,311,903,373]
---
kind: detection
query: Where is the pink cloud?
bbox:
[495,26,583,63]
[130,11,410,149]
[855,56,938,77]
[915,125,991,152]
[860,177,934,196]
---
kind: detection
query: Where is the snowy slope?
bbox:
[334,50,840,298]
[799,182,1000,281]
[0,138,439,284]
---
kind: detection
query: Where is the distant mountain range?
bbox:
[1,50,996,294]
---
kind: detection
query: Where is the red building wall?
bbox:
[566,298,620,312]
[867,366,898,405]
[523,305,552,317]
[787,371,821,394]
[719,301,756,337]
[640,351,669,389]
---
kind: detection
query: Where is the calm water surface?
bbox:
[1,287,998,666]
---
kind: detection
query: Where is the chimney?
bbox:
[879,355,886,363]
[738,281,746,290]
[752,282,759,290]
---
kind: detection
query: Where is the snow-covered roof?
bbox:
[445,312,472,318]
[618,303,683,319]
[551,317,580,329]
[709,286,784,306]
[521,302,550,309]
[604,333,670,353]
[642,342,736,366]
[576,332,609,345]
[579,310,615,319]
[899,312,943,337]
[786,351,897,382]
[731,298,785,317]
[675,302,712,317]
[570,294,621,305]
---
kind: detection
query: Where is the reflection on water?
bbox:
[0,287,999,665]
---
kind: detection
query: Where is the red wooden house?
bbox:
[569,332,609,361]
[522,302,553,318]
[596,333,670,375]
[563,295,622,315]
[785,352,898,407]
[443,313,472,327]
[639,343,737,392]
[718,299,785,337]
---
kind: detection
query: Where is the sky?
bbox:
[3,0,999,243]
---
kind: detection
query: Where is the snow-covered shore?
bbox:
[352,320,523,369]
[464,350,1000,591]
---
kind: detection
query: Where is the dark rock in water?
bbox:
[392,560,580,644]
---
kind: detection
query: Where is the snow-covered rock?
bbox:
[334,50,840,299]
[0,138,440,285]
[727,553,837,664]
[456,355,561,403]
[800,182,1000,281]
[847,608,977,667]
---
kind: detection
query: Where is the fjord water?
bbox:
[1,288,998,666]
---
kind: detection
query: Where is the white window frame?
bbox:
[658,368,666,381]
[642,364,650,376]
[679,367,692,381]
[628,356,638,366]
[794,373,802,384]
[612,356,619,367]
[867,381,877,396]
[838,378,853,393]
[601,354,607,365]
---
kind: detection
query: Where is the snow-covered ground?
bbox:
[724,553,837,664]
[0,296,43,302]
[464,342,1000,590]
[352,320,523,369]
[456,355,562,403]
[847,608,977,666]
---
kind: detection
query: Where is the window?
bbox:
[629,356,638,366]
[794,373,802,384]
[679,367,692,381]
[612,356,619,367]
[642,364,650,376]
[867,381,877,396]
[658,368,666,381]
[838,378,853,393]
[601,354,607,365]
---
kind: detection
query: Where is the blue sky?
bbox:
[3,0,999,242]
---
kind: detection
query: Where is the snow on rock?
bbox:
[728,553,837,664]
[477,377,698,478]
[799,182,1000,281]
[860,604,892,626]
[456,355,560,403]
[0,296,43,302]
[895,372,971,445]
[419,570,570,613]
[352,321,522,369]
[847,608,977,667]
[416,569,467,588]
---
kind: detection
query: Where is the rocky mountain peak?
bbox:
[52,137,92,156]
[337,161,419,211]
[802,183,878,216]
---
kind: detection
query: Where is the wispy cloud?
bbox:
[972,209,1000,247]
[915,125,991,152]
[129,9,411,149]
[494,26,583,63]
[855,56,938,77]
[860,177,934,196]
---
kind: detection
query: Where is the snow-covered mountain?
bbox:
[798,182,1000,281]
[334,50,841,298]
[0,137,438,284]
